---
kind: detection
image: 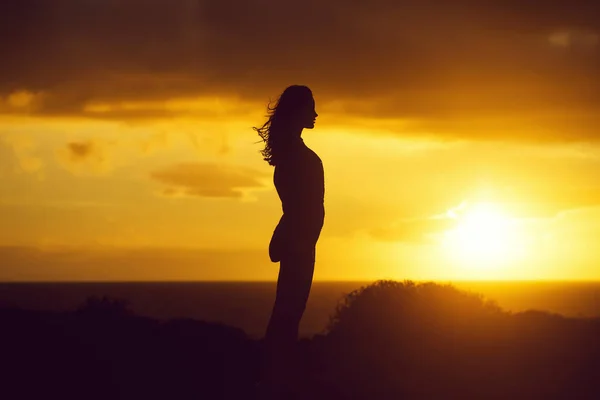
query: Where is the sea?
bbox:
[2,281,600,338]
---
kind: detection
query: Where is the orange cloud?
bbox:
[0,134,44,174]
[150,162,269,199]
[67,141,97,160]
[56,140,112,175]
[0,246,268,281]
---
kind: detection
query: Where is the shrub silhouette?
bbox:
[2,280,600,399]
[328,280,504,336]
[318,280,600,399]
[76,295,132,317]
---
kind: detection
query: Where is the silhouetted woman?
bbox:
[254,85,324,398]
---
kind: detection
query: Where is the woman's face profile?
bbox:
[301,98,318,130]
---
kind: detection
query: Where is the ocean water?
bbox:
[2,281,600,338]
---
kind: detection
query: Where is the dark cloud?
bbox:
[150,162,268,198]
[1,0,600,140]
[66,141,96,161]
[57,140,111,175]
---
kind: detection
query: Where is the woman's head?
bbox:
[254,85,318,165]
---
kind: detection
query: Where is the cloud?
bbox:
[0,90,45,114]
[367,180,600,244]
[0,1,599,140]
[510,205,600,267]
[0,133,44,173]
[67,141,96,160]
[150,162,268,199]
[499,187,600,219]
[548,29,599,48]
[139,131,170,155]
[56,140,113,175]
[0,246,268,281]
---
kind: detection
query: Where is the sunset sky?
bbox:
[1,0,600,281]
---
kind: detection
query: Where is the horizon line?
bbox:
[3,279,600,284]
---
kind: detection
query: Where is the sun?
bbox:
[443,202,524,271]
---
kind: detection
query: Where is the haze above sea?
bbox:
[2,281,600,338]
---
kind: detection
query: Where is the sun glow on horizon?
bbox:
[443,202,526,276]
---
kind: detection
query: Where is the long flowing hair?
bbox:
[254,85,313,166]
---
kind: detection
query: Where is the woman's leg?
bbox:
[263,248,315,394]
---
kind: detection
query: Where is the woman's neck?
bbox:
[291,126,303,139]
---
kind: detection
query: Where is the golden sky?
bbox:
[1,0,600,281]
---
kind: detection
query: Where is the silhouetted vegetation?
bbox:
[2,281,599,399]
[75,295,132,317]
